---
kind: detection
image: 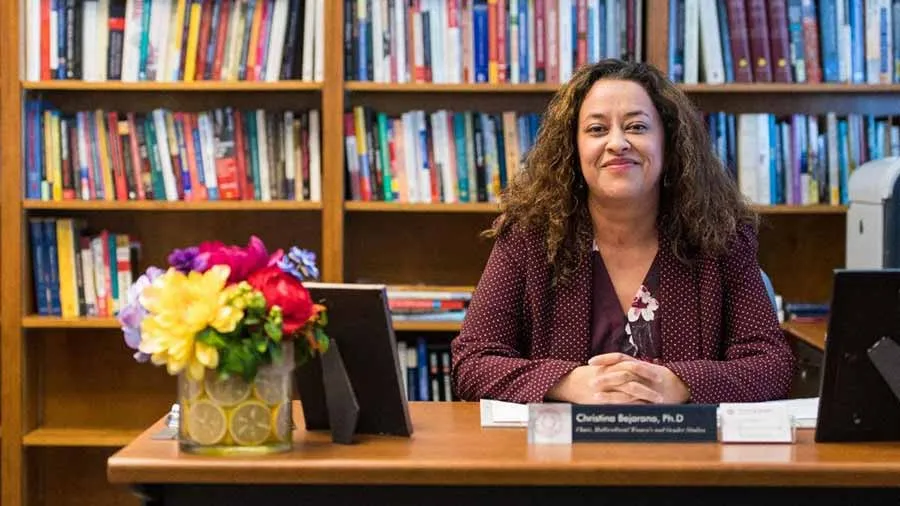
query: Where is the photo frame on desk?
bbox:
[815,269,900,442]
[294,282,413,442]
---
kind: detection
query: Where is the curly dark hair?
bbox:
[486,59,758,286]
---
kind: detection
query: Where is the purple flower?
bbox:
[118,266,163,363]
[167,246,206,274]
[277,247,319,281]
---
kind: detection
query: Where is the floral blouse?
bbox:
[590,248,662,362]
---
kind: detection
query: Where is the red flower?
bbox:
[198,235,282,283]
[247,266,314,336]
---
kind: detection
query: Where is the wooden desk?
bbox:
[109,402,900,506]
[782,321,828,351]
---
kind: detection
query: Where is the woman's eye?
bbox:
[588,125,607,134]
[627,124,648,133]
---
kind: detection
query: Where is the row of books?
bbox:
[671,0,900,85]
[716,112,897,206]
[388,288,471,322]
[29,218,140,318]
[25,102,322,202]
[346,0,645,84]
[25,0,324,82]
[344,106,542,203]
[398,338,455,402]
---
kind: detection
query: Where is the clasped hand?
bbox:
[549,353,690,405]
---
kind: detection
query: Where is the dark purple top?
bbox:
[590,250,662,361]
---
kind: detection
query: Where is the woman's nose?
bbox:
[606,127,630,152]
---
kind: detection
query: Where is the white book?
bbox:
[255,110,272,201]
[635,0,643,61]
[880,0,893,83]
[756,114,771,205]
[427,0,442,83]
[437,111,456,202]
[683,0,700,84]
[50,0,59,75]
[780,122,793,205]
[308,109,322,202]
[402,112,419,202]
[448,0,463,83]
[344,120,360,201]
[301,0,316,80]
[588,0,600,63]
[121,0,144,81]
[698,0,725,84]
[866,0,881,83]
[265,0,290,81]
[82,1,99,81]
[152,110,179,201]
[558,0,572,82]
[225,0,248,81]
[806,115,820,205]
[97,0,111,79]
[197,112,220,200]
[393,0,409,82]
[737,114,760,203]
[605,0,617,58]
[837,0,850,82]
[372,0,385,81]
[26,0,40,80]
[146,0,168,81]
[313,0,324,81]
[80,241,98,316]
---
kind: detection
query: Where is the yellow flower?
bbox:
[138,265,244,381]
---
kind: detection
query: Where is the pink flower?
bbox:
[197,235,282,283]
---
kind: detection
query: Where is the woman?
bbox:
[450,59,794,405]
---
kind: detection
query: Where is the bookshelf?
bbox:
[0,1,887,505]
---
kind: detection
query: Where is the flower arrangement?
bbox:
[118,236,329,383]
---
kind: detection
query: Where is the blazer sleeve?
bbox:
[450,229,581,403]
[664,225,795,403]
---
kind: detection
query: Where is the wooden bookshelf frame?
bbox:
[0,1,872,505]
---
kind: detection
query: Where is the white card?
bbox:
[719,404,795,443]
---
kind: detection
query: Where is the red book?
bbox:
[211,0,231,80]
[194,0,214,80]
[106,112,129,201]
[725,0,754,82]
[497,0,507,82]
[801,3,822,83]
[232,110,248,200]
[576,0,588,67]
[125,113,145,200]
[745,0,773,82]
[767,0,793,82]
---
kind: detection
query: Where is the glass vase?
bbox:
[177,343,294,455]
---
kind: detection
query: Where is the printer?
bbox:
[846,157,900,269]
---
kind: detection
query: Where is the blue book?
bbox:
[453,113,470,202]
[848,0,865,82]
[29,219,50,315]
[788,0,807,82]
[417,337,429,401]
[473,0,489,83]
[717,0,734,82]
[518,0,529,82]
[837,119,849,204]
[43,219,62,316]
[818,0,840,82]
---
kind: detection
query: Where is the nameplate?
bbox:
[528,404,718,444]
[719,403,795,443]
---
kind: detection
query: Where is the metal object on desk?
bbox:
[152,404,180,441]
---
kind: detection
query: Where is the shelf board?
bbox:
[680,83,900,93]
[23,200,322,211]
[22,315,464,332]
[393,320,463,332]
[22,316,120,329]
[345,82,559,93]
[346,201,843,215]
[21,80,323,92]
[753,204,847,215]
[782,320,827,351]
[345,201,501,213]
[347,82,900,94]
[23,427,141,447]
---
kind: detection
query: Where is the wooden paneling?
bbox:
[28,448,139,506]
[757,214,846,304]
[344,213,497,286]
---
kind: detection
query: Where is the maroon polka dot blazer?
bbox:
[450,223,795,404]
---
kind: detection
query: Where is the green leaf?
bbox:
[316,328,329,354]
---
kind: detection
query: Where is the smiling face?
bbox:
[576,79,665,206]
